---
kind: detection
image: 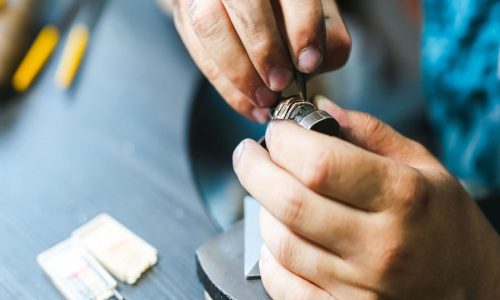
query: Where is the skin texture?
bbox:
[168,0,351,122]
[233,96,500,299]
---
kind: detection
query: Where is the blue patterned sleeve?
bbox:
[422,0,500,198]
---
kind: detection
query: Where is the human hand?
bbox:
[233,95,500,299]
[169,1,351,122]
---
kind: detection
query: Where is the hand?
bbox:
[232,95,500,299]
[169,1,351,122]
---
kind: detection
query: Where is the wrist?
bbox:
[469,202,500,299]
[475,237,500,299]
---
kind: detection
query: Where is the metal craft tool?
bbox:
[295,71,308,101]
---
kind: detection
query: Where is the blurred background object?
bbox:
[55,0,105,90]
[1,0,104,94]
[0,0,39,91]
[12,0,81,92]
[310,0,428,143]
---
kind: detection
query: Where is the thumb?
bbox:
[313,95,437,167]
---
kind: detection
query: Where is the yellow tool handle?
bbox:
[0,0,40,88]
[12,25,60,92]
[55,24,90,89]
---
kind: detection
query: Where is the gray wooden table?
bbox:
[0,0,218,298]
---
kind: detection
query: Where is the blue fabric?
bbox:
[422,0,500,197]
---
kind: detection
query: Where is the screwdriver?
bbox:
[295,71,308,101]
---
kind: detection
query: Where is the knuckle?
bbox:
[189,1,225,41]
[411,141,436,162]
[276,187,305,227]
[227,93,251,112]
[362,113,388,150]
[379,244,407,278]
[301,149,334,191]
[392,168,429,218]
[364,113,385,137]
[401,170,428,208]
[293,8,324,48]
[248,39,274,65]
[370,235,408,282]
[275,233,296,268]
[295,27,315,47]
[250,38,272,54]
[227,72,249,92]
[200,60,221,82]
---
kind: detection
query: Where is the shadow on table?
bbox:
[189,79,265,231]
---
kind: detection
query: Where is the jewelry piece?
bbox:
[270,95,341,137]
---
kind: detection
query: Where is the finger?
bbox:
[319,0,351,72]
[261,210,378,299]
[259,245,333,300]
[260,209,353,290]
[277,0,326,74]
[265,120,397,211]
[172,2,268,122]
[233,139,365,253]
[189,0,278,107]
[314,95,441,169]
[222,0,294,92]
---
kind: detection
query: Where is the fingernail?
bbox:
[260,245,270,262]
[312,94,346,124]
[251,108,270,124]
[255,86,278,107]
[298,47,322,73]
[269,67,293,92]
[265,121,275,144]
[312,94,339,109]
[233,140,246,167]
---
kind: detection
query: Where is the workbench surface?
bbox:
[0,0,217,298]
